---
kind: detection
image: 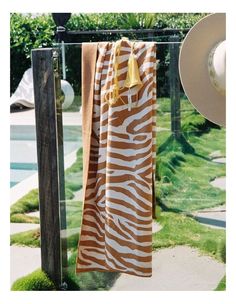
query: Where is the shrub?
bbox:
[11,13,207,95]
[11,269,56,291]
[10,13,55,93]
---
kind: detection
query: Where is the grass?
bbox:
[11,97,226,290]
[65,251,120,290]
[11,228,40,247]
[11,200,83,248]
[156,130,225,211]
[11,269,56,291]
[153,211,226,263]
[66,200,83,228]
[156,98,226,212]
[10,189,39,224]
[10,148,83,224]
[157,155,225,211]
[65,147,83,192]
[11,209,226,290]
[215,275,226,291]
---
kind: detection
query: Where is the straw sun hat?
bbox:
[179,13,226,127]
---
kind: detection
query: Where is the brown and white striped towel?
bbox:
[76,40,157,277]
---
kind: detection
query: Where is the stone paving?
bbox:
[110,246,225,291]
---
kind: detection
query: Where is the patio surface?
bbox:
[110,246,225,291]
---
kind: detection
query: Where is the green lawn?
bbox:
[156,98,226,212]
[10,189,40,224]
[10,148,83,224]
[153,210,225,263]
[11,97,226,291]
[11,209,226,290]
[215,275,226,291]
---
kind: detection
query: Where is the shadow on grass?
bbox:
[158,133,214,162]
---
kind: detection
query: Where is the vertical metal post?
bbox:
[53,50,68,278]
[32,48,66,288]
[169,35,181,139]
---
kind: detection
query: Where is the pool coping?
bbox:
[10,109,82,204]
[10,149,77,205]
[10,109,82,126]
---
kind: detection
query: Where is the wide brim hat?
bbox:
[179,13,226,127]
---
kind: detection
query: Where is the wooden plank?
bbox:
[169,35,181,139]
[32,48,62,287]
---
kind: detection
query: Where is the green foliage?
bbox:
[65,148,83,174]
[65,251,119,290]
[10,200,83,248]
[10,189,39,223]
[11,229,40,247]
[153,212,226,263]
[154,13,207,31]
[67,13,125,31]
[10,13,54,93]
[10,149,83,224]
[65,148,83,192]
[10,13,207,95]
[219,242,226,263]
[66,13,208,31]
[65,188,74,200]
[156,97,226,212]
[181,110,221,138]
[156,151,185,183]
[10,213,39,224]
[215,276,226,291]
[182,111,206,136]
[156,129,226,212]
[11,269,56,291]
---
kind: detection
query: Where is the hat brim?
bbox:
[179,13,226,127]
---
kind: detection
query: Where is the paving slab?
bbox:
[191,205,226,229]
[210,176,226,191]
[209,150,224,159]
[10,109,82,126]
[10,245,41,287]
[152,221,162,233]
[110,246,225,291]
[26,211,40,218]
[11,223,40,235]
[73,189,84,202]
[212,158,226,164]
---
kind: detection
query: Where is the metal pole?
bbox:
[169,35,181,139]
[61,41,66,80]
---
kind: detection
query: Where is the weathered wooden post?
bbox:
[169,35,181,139]
[32,48,67,288]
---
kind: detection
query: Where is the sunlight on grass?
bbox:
[153,211,226,262]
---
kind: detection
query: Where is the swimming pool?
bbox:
[10,125,82,188]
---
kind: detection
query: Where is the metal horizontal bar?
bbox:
[53,41,182,47]
[65,28,189,35]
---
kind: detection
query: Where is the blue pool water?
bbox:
[10,125,82,188]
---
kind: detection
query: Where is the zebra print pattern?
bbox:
[76,40,157,277]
